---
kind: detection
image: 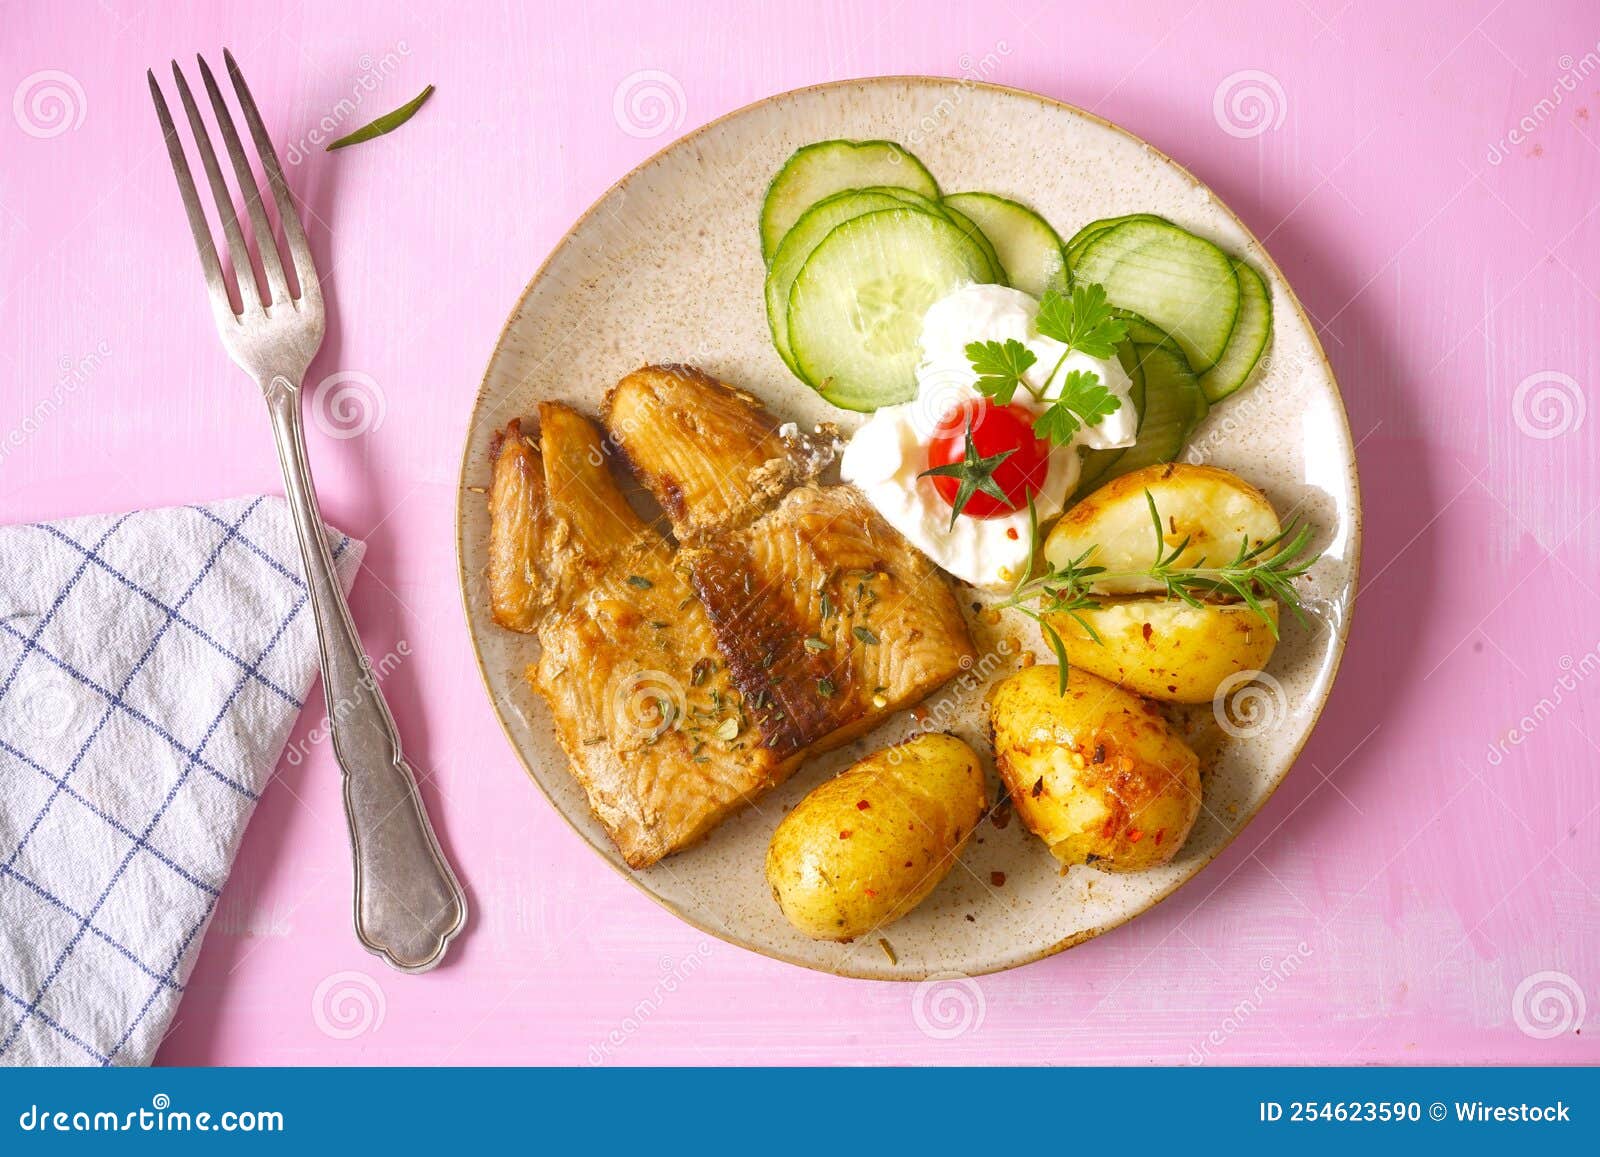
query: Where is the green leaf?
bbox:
[1057,369,1121,428]
[918,419,1015,530]
[1036,282,1128,358]
[1032,402,1081,445]
[1033,369,1121,447]
[326,84,436,151]
[965,338,1037,404]
[1039,620,1071,694]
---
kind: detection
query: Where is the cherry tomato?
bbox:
[924,399,1051,519]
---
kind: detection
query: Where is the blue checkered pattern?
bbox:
[0,496,362,1066]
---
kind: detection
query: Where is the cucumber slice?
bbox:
[1064,213,1170,264]
[788,208,995,411]
[942,192,1068,297]
[1113,309,1170,346]
[1073,219,1241,373]
[765,190,916,378]
[936,203,1007,286]
[1075,349,1147,495]
[1092,341,1208,483]
[1197,259,1272,402]
[760,141,939,263]
[855,186,1003,283]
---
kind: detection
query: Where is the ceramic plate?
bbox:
[455,78,1361,980]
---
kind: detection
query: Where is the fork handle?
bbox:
[263,373,467,973]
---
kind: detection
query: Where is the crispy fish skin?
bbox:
[604,364,831,544]
[486,419,549,633]
[487,405,790,868]
[685,485,977,760]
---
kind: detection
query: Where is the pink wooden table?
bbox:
[3,0,1596,1065]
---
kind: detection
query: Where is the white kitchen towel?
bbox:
[0,495,362,1066]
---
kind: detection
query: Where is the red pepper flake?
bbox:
[839,830,853,840]
[990,871,1006,887]
[1127,828,1144,843]
[903,860,913,868]
[1154,828,1167,846]
[1005,527,1019,540]
[863,888,877,898]
[856,799,871,810]
[1031,777,1045,799]
[1141,622,1153,643]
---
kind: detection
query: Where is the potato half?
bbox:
[765,733,986,941]
[1046,463,1280,594]
[1045,598,1278,704]
[986,665,1200,871]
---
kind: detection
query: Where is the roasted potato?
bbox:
[765,733,986,940]
[1045,597,1278,703]
[1046,463,1280,594]
[986,665,1199,871]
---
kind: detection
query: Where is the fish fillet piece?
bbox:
[684,484,978,759]
[603,364,833,544]
[488,404,791,868]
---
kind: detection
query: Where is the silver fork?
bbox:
[148,51,466,973]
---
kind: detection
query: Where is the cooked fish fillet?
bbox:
[486,370,976,869]
[489,405,790,868]
[684,484,977,759]
[604,364,832,544]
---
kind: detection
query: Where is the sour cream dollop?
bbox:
[841,284,1138,589]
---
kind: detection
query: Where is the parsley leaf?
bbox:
[1058,369,1121,427]
[918,418,1015,530]
[1036,283,1128,359]
[1033,370,1121,445]
[1032,401,1081,444]
[965,339,1037,405]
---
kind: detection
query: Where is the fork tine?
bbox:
[169,62,260,315]
[222,48,320,309]
[195,53,291,308]
[147,70,231,318]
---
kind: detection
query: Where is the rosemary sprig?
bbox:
[1000,490,1321,693]
[326,84,436,152]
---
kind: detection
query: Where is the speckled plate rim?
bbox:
[453,75,1364,981]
